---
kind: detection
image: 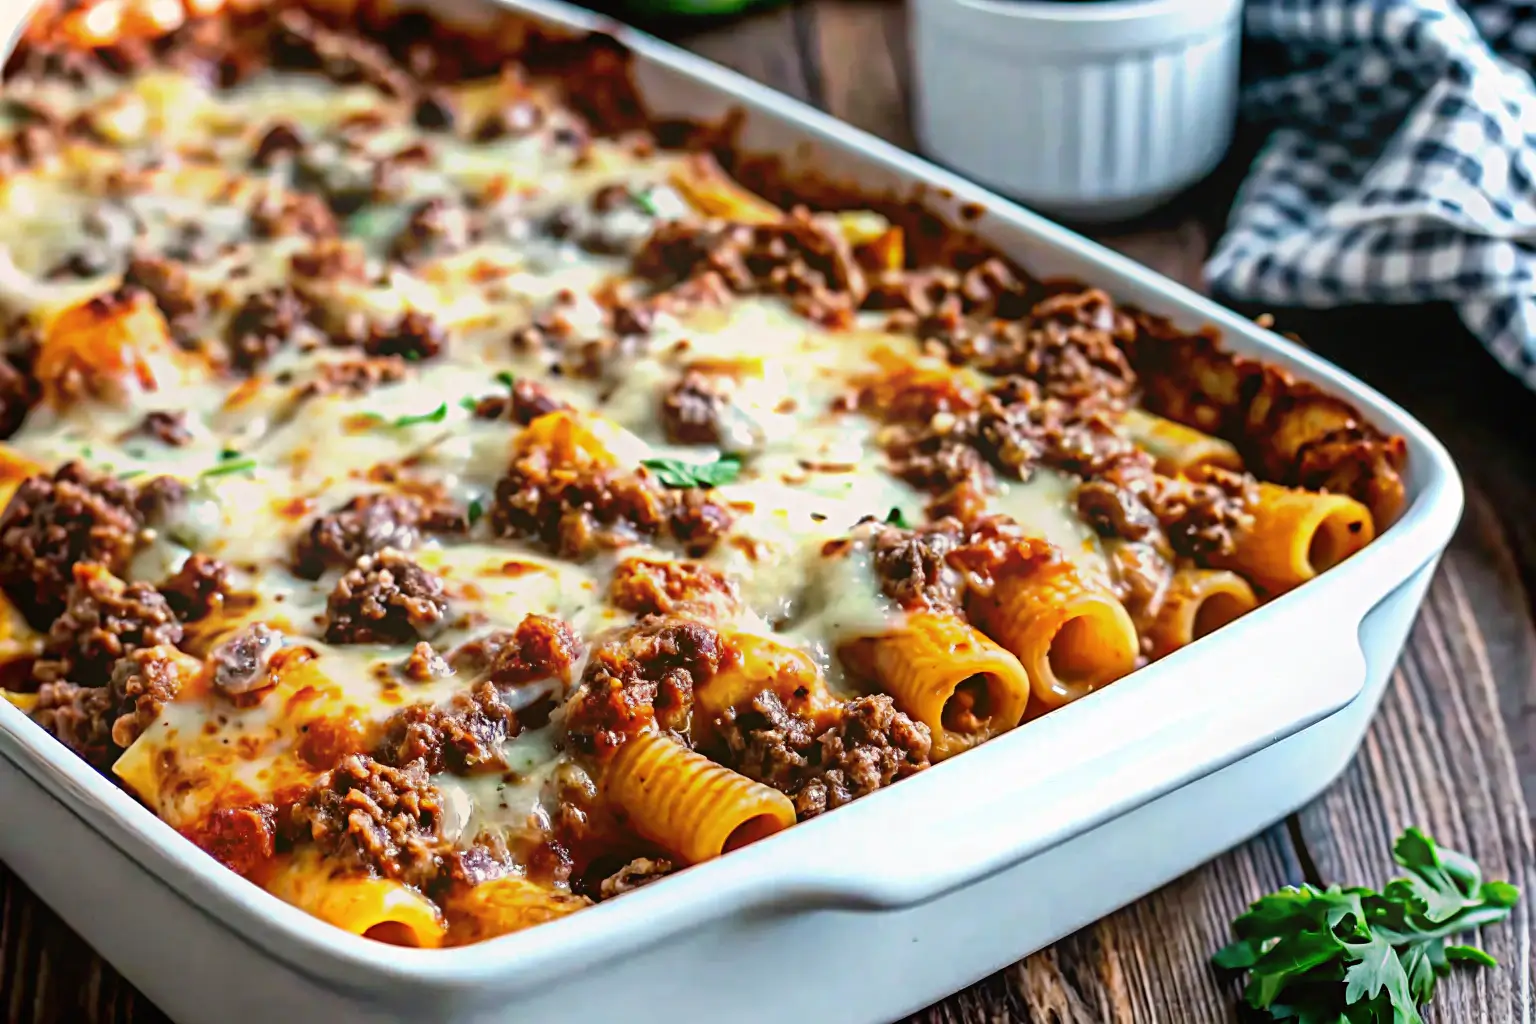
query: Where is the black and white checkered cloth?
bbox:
[1206,0,1536,390]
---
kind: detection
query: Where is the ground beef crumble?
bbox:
[291,754,448,889]
[324,549,451,644]
[181,805,278,877]
[709,692,931,820]
[659,371,728,446]
[709,689,818,793]
[791,695,932,818]
[227,287,308,373]
[105,645,196,749]
[1143,468,1258,560]
[293,492,466,579]
[400,641,450,681]
[565,618,727,756]
[31,563,182,688]
[208,622,284,697]
[633,211,867,327]
[873,373,1137,495]
[376,679,519,775]
[483,613,583,688]
[490,444,733,560]
[30,681,115,767]
[471,378,571,425]
[297,355,409,399]
[912,287,1138,403]
[861,515,1056,611]
[121,254,202,334]
[0,352,38,440]
[389,197,472,265]
[158,553,230,621]
[0,462,143,628]
[597,857,675,899]
[137,409,192,447]
[607,557,738,617]
[363,310,447,362]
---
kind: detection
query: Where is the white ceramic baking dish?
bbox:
[0,1,1463,1022]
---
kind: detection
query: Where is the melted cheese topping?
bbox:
[0,34,1158,933]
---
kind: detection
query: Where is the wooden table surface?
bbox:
[5,3,1536,1022]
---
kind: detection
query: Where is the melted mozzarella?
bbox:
[0,60,1124,886]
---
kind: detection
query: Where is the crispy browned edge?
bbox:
[7,0,1408,526]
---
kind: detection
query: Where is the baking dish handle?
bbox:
[763,570,1379,912]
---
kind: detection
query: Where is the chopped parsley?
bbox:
[885,507,911,529]
[116,469,144,481]
[495,370,516,389]
[641,453,742,489]
[1214,827,1519,1023]
[458,396,481,412]
[200,456,258,479]
[467,498,485,525]
[367,403,451,429]
[632,188,659,216]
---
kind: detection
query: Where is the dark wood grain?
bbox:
[4,3,1535,1022]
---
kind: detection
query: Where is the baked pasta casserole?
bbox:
[0,0,1407,947]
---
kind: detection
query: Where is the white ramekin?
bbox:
[910,0,1244,222]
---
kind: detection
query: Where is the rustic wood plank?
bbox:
[804,0,914,149]
[661,4,814,103]
[1289,487,1536,1022]
[908,826,1303,1024]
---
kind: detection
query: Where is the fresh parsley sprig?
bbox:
[1214,827,1519,1023]
[358,402,451,430]
[641,453,742,489]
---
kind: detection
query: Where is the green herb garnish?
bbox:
[200,457,258,479]
[458,396,481,412]
[390,403,449,428]
[467,498,485,525]
[116,469,145,481]
[1214,827,1519,1023]
[632,188,659,215]
[641,453,742,489]
[885,507,910,529]
[495,370,516,389]
[218,447,243,461]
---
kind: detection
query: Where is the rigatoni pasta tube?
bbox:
[258,849,445,948]
[443,876,590,946]
[605,731,795,864]
[1145,569,1257,659]
[1,690,35,713]
[970,563,1140,711]
[694,634,838,738]
[1122,408,1243,476]
[837,612,1030,760]
[668,154,782,224]
[1212,483,1375,593]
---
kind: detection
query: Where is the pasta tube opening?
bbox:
[724,812,789,853]
[1307,505,1368,575]
[971,568,1140,711]
[257,851,446,948]
[1145,569,1258,659]
[1193,589,1253,639]
[838,612,1030,760]
[364,921,428,947]
[1214,484,1375,593]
